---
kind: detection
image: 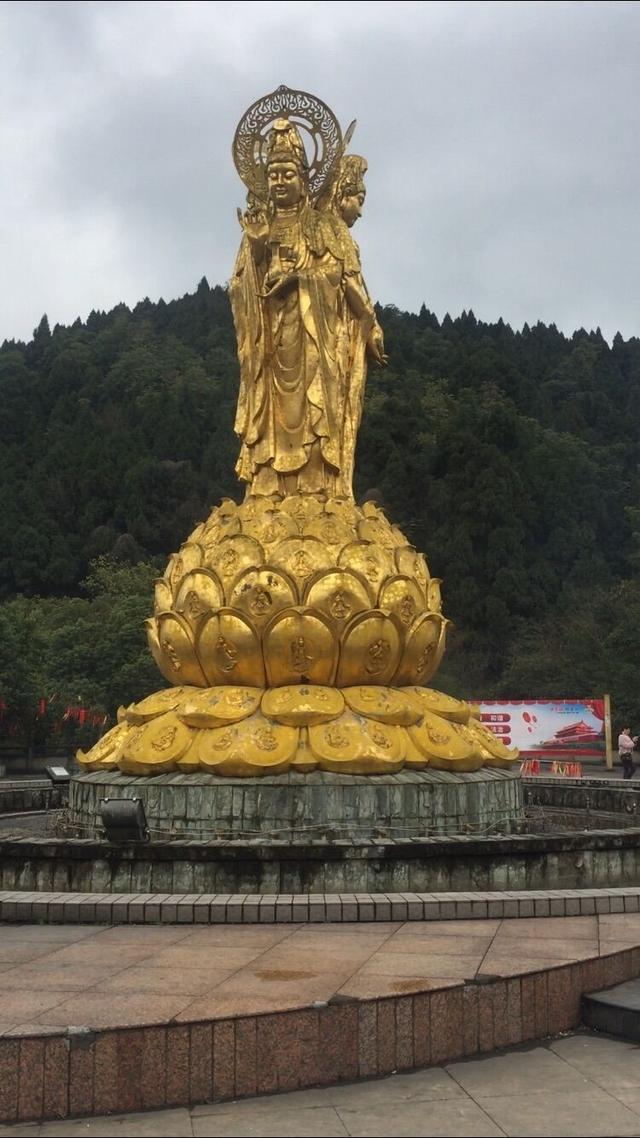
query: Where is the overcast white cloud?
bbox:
[2,0,639,343]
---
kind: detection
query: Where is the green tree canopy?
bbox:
[1,283,639,730]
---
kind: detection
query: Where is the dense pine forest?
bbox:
[2,278,639,748]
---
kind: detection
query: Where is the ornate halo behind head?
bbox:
[233,85,344,203]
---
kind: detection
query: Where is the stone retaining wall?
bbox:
[524,777,640,818]
[0,779,66,814]
[3,825,640,894]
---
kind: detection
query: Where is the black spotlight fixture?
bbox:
[100,797,149,842]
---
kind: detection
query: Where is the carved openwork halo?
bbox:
[233,85,344,202]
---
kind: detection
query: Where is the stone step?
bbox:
[583,979,640,1041]
[2,885,640,925]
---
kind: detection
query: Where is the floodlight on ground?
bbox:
[100,797,149,842]
[44,764,70,785]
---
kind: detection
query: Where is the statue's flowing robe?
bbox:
[339,235,384,494]
[230,205,375,498]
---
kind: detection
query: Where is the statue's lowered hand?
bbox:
[260,273,299,299]
[367,330,388,367]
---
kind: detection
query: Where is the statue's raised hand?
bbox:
[237,206,269,248]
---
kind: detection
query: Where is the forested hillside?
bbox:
[2,278,639,744]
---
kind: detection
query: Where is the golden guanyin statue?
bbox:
[77,86,518,778]
[231,116,384,498]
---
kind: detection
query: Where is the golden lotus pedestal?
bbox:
[77,493,519,783]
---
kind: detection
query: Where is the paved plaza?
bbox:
[1,908,639,1133]
[0,1032,639,1136]
[0,913,639,1030]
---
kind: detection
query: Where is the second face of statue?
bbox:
[340,190,365,228]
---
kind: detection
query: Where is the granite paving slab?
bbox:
[0,913,637,1032]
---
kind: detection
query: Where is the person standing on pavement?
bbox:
[618,726,637,779]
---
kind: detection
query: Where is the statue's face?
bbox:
[340,190,365,228]
[267,162,303,208]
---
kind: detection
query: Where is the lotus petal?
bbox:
[280,495,324,524]
[429,614,449,678]
[303,568,375,633]
[154,578,174,615]
[336,610,402,687]
[242,511,299,546]
[198,710,297,775]
[309,710,404,773]
[378,575,427,629]
[262,685,344,726]
[270,536,333,590]
[76,721,130,770]
[456,722,486,764]
[176,730,203,772]
[120,711,192,774]
[209,535,264,596]
[338,541,395,592]
[464,717,520,766]
[357,517,398,550]
[237,496,270,522]
[290,725,318,771]
[304,514,354,549]
[178,685,262,727]
[145,617,165,676]
[116,726,146,775]
[197,609,265,687]
[263,606,338,686]
[187,521,206,544]
[166,542,204,591]
[325,498,359,525]
[403,728,429,769]
[229,565,297,628]
[343,685,421,726]
[395,547,430,591]
[155,612,209,687]
[405,686,471,724]
[201,512,241,551]
[427,578,443,613]
[392,613,446,686]
[174,568,225,630]
[407,710,482,771]
[127,686,198,725]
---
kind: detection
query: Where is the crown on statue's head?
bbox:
[266,118,308,173]
[337,154,368,199]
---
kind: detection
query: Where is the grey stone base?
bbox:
[69,767,524,841]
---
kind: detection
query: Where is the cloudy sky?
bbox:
[2,0,639,344]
